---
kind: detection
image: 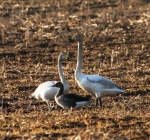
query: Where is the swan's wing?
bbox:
[86,75,122,89]
[35,81,58,91]
[63,94,90,102]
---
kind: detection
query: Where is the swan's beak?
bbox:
[68,36,75,42]
[66,55,70,61]
[64,54,68,59]
[65,54,70,61]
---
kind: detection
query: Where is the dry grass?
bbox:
[0,0,150,139]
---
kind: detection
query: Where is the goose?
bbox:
[30,53,70,111]
[52,82,91,109]
[68,34,125,108]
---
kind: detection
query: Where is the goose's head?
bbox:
[59,53,68,61]
[52,82,63,88]
[68,34,83,42]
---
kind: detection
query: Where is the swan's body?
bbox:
[30,53,70,110]
[69,34,125,107]
[52,82,91,109]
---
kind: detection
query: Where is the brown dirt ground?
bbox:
[0,0,150,139]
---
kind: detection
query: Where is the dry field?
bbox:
[0,0,150,139]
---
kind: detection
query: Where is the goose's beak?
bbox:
[52,84,56,87]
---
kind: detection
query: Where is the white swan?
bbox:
[30,53,70,111]
[69,34,125,107]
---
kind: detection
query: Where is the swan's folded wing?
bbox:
[86,75,122,89]
[36,81,58,91]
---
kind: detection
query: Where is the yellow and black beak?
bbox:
[68,36,75,42]
[64,53,70,61]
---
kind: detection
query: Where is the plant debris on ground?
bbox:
[0,0,150,139]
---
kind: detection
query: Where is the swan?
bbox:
[30,53,70,111]
[52,82,92,109]
[68,34,125,107]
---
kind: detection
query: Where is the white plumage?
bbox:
[69,34,125,107]
[30,53,70,110]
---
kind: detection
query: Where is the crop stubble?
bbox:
[0,0,150,139]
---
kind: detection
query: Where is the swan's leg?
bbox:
[95,97,98,107]
[46,101,51,111]
[98,97,102,108]
[51,100,55,109]
[52,101,55,108]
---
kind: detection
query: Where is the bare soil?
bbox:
[0,0,150,139]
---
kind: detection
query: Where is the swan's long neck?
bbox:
[58,57,67,85]
[76,41,83,73]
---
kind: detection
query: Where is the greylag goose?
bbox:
[68,34,125,107]
[30,53,70,111]
[52,82,91,109]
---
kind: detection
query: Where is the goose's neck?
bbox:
[58,57,67,85]
[56,85,64,97]
[76,41,83,73]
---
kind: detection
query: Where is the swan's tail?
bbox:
[29,93,35,98]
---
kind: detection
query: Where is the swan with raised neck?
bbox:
[30,53,70,111]
[69,34,125,107]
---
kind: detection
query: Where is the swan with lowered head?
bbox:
[52,82,92,109]
[68,34,125,108]
[30,53,70,111]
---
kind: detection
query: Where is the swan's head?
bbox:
[59,53,68,60]
[68,34,83,42]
